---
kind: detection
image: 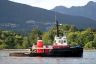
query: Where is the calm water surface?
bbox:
[0,50,96,64]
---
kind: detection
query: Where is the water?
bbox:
[0,50,96,64]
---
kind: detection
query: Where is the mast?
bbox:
[56,20,59,37]
[55,12,59,37]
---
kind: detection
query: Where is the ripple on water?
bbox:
[0,50,96,64]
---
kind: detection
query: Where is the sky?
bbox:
[9,0,96,10]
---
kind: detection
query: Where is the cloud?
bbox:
[9,0,95,9]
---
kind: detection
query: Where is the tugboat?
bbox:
[9,21,83,57]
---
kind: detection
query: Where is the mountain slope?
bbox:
[52,1,96,20]
[0,0,96,32]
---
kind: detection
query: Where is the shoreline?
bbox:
[0,49,96,51]
[2,49,30,51]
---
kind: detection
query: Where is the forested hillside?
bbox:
[0,25,96,49]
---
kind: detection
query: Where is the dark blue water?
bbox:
[0,50,96,64]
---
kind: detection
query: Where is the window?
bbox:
[60,40,63,44]
[64,40,66,43]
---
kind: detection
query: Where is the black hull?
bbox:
[9,48,83,57]
[29,48,83,57]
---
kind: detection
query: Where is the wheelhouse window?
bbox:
[64,40,66,43]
